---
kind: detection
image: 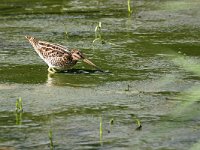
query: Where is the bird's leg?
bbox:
[48,67,56,74]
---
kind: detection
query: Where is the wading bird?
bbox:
[25,36,101,73]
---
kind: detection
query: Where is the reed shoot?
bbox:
[49,129,54,150]
[127,0,132,15]
[99,116,103,145]
[135,118,142,130]
[93,22,103,44]
[15,97,23,113]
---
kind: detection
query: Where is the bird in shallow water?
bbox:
[25,36,102,73]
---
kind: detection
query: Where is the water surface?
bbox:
[0,0,200,150]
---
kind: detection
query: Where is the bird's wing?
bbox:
[35,40,72,67]
[36,40,69,58]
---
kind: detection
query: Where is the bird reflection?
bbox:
[46,69,105,87]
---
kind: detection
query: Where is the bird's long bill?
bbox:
[83,58,102,71]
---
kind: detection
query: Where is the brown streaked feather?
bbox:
[25,36,77,69]
[38,41,70,53]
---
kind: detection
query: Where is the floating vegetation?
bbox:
[49,129,54,150]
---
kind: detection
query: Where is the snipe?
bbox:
[25,36,101,73]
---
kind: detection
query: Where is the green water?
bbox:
[0,0,200,149]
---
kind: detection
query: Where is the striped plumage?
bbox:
[25,36,100,73]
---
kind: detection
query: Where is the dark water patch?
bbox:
[0,64,47,84]
[0,63,146,85]
[0,111,43,127]
[48,104,129,117]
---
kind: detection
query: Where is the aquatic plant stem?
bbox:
[49,129,54,150]
[99,116,103,145]
[127,0,132,15]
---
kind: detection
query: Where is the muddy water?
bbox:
[0,0,200,149]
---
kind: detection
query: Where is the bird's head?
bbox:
[71,49,102,71]
[25,36,38,46]
[71,49,85,60]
